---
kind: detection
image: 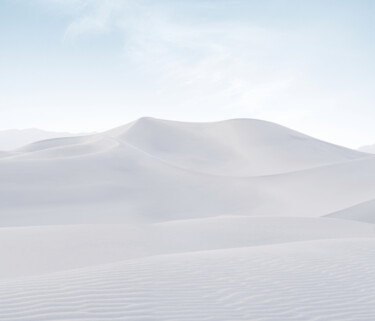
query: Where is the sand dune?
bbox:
[0,118,374,226]
[0,217,373,279]
[6,117,369,174]
[0,239,374,321]
[359,143,375,154]
[0,129,89,151]
[326,198,375,223]
[0,118,374,320]
[107,117,368,176]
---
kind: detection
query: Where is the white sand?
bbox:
[0,118,374,320]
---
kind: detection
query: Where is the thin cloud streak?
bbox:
[2,0,375,147]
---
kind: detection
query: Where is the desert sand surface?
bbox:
[1,118,374,320]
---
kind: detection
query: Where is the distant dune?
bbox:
[359,143,375,154]
[0,128,90,151]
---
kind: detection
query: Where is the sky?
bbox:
[1,0,375,148]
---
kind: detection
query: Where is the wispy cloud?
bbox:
[25,0,375,147]
[51,0,298,111]
[61,0,116,40]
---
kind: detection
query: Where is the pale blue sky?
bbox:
[1,0,375,147]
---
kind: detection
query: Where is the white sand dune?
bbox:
[0,118,374,320]
[0,239,374,321]
[5,117,369,174]
[0,129,89,151]
[359,143,375,154]
[326,198,375,223]
[107,117,368,176]
[0,118,374,226]
[0,217,373,279]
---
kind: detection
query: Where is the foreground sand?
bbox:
[1,239,374,321]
